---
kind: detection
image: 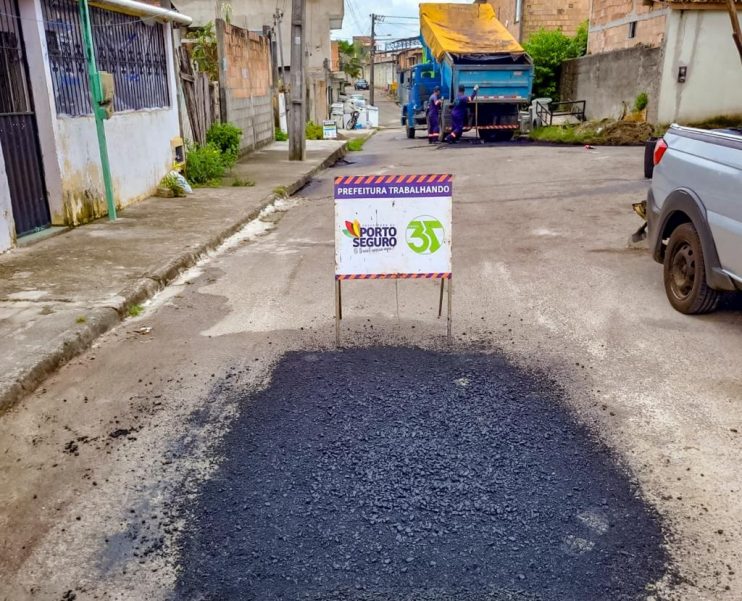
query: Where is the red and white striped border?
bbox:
[336,273,451,281]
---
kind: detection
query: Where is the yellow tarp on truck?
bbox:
[419,3,524,61]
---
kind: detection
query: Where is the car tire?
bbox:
[406,125,415,139]
[663,222,720,314]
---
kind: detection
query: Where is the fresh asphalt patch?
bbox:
[174,348,669,601]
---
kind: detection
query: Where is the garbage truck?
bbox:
[402,3,534,141]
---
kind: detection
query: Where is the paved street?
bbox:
[1,114,741,600]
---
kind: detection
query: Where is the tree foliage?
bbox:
[337,40,367,79]
[523,21,588,100]
[187,22,218,81]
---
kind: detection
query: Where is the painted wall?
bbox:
[54,107,179,224]
[588,0,668,54]
[21,0,180,225]
[217,21,274,153]
[561,45,663,122]
[658,9,742,123]
[0,149,14,252]
[373,61,396,88]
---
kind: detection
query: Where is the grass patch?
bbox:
[275,130,288,142]
[231,177,255,187]
[192,179,223,188]
[128,304,144,317]
[273,185,289,198]
[76,316,86,324]
[347,136,369,151]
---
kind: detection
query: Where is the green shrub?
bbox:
[305,121,324,140]
[524,21,588,100]
[206,122,242,167]
[634,92,649,112]
[275,129,288,141]
[185,142,225,185]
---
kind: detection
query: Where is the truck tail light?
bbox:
[653,138,668,165]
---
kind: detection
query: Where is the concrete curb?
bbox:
[0,142,349,414]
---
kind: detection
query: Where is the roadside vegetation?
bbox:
[185,122,243,186]
[523,22,588,100]
[530,120,653,145]
[531,112,742,146]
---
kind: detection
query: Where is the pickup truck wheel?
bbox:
[663,223,720,314]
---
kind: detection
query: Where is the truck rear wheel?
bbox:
[663,223,720,314]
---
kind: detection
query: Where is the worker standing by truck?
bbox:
[427,86,443,144]
[445,84,478,143]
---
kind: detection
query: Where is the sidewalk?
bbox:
[0,139,347,412]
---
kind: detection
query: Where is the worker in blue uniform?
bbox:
[427,86,443,144]
[445,84,479,143]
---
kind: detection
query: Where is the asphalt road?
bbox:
[176,348,667,601]
[1,103,740,601]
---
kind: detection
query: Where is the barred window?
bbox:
[41,0,170,116]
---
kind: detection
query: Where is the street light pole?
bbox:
[289,0,306,160]
[369,13,376,106]
[274,8,286,87]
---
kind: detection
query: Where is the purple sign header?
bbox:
[334,174,453,200]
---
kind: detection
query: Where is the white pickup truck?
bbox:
[647,125,742,314]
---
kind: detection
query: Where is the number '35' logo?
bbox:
[406,217,445,255]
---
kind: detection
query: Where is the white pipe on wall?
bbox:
[89,0,193,25]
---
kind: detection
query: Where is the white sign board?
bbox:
[334,175,452,280]
[323,120,338,140]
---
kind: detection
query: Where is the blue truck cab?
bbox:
[400,63,445,139]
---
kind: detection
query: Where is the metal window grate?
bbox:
[0,0,31,114]
[40,0,170,116]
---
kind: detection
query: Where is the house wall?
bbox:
[588,0,668,54]
[658,9,742,123]
[561,45,663,122]
[217,21,274,153]
[21,0,180,226]
[373,61,396,87]
[0,150,13,252]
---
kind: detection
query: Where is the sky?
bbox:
[331,0,472,48]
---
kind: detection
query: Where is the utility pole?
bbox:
[369,13,376,106]
[289,0,306,160]
[274,8,286,87]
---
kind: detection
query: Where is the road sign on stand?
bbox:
[334,174,453,344]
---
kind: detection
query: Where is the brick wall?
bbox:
[216,20,274,154]
[331,40,340,72]
[485,0,590,42]
[486,0,522,40]
[588,0,668,54]
[522,0,591,39]
[561,45,662,122]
